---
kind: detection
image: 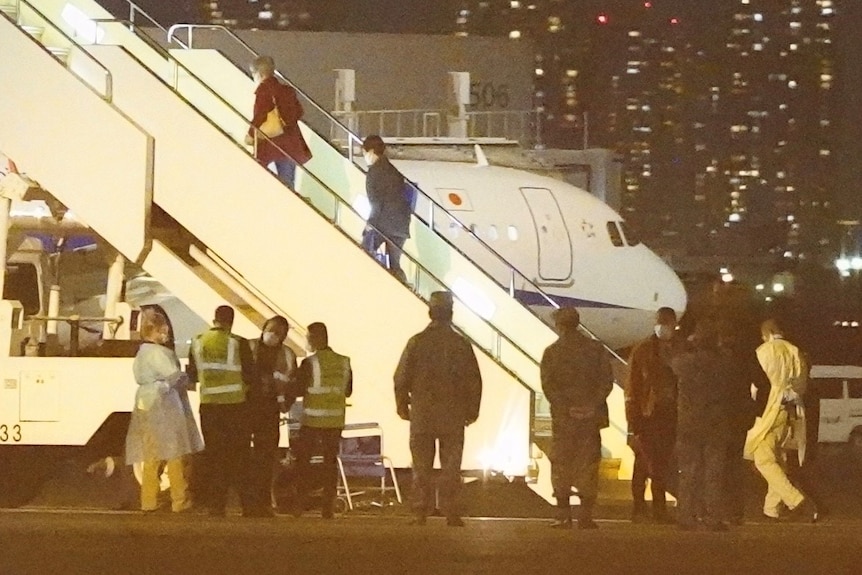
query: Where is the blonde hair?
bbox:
[250,55,276,77]
[139,307,170,344]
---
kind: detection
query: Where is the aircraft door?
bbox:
[520,187,572,282]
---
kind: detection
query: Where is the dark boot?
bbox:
[578,497,598,530]
[550,498,572,529]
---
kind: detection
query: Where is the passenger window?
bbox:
[620,221,641,246]
[848,380,862,399]
[469,223,478,236]
[606,222,624,247]
[448,221,460,238]
[817,379,845,400]
[488,225,499,241]
[508,225,519,241]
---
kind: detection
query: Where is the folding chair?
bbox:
[337,422,402,511]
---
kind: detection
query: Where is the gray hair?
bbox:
[250,55,276,77]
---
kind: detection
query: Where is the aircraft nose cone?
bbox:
[657,261,688,316]
[638,248,687,315]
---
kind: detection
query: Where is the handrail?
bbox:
[66,13,545,395]
[160,22,627,367]
[10,0,113,101]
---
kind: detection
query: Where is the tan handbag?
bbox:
[259,95,284,138]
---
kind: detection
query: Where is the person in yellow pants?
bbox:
[126,307,204,513]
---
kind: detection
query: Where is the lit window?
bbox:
[509,30,521,39]
[510,0,521,7]
[754,13,763,22]
[488,225,498,241]
[535,68,544,76]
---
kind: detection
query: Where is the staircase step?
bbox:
[47,46,70,64]
[21,24,42,41]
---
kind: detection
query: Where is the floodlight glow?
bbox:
[772,283,785,293]
[836,258,851,272]
[452,277,496,320]
[61,4,105,44]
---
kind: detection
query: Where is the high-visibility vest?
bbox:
[192,328,246,405]
[302,348,351,429]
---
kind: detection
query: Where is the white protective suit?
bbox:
[744,335,807,516]
[125,343,204,465]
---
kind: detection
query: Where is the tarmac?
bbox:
[1,508,861,575]
[0,444,860,574]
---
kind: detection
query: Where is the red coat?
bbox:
[249,77,312,166]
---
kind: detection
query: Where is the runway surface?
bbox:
[1,509,861,575]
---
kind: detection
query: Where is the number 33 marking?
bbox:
[0,424,22,442]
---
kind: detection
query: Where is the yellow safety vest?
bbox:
[302,348,351,429]
[192,329,246,405]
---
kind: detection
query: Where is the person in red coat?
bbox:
[245,56,312,188]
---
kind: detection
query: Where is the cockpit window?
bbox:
[620,221,641,246]
[606,222,624,247]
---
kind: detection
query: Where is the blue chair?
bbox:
[337,422,402,511]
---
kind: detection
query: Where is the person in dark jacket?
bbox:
[671,320,734,531]
[394,291,482,526]
[246,316,297,517]
[717,319,760,524]
[624,307,682,523]
[245,55,312,188]
[361,135,411,282]
[541,307,614,529]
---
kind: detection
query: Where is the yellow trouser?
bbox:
[141,457,191,512]
[752,411,804,517]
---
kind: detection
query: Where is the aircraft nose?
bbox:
[656,259,688,316]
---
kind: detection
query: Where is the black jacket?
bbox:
[366,156,410,238]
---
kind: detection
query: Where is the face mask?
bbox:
[262,332,280,347]
[363,151,375,166]
[654,324,674,341]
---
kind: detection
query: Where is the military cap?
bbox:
[428,291,454,311]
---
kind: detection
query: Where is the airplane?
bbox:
[4,153,685,353]
[388,155,687,350]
